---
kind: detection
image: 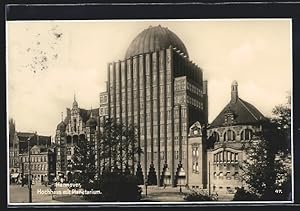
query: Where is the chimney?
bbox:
[231,80,238,103]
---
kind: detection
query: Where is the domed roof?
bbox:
[86,118,97,127]
[125,25,189,59]
[57,121,66,130]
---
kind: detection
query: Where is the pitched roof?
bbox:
[209,97,265,128]
[17,132,51,153]
[79,108,99,123]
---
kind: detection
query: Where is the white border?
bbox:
[6,18,294,206]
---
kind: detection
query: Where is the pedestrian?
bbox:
[164,183,166,189]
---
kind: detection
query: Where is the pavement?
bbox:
[9,184,85,203]
[140,186,192,202]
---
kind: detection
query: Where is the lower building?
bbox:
[9,132,52,184]
[19,145,56,185]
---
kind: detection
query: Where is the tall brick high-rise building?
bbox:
[103,25,208,186]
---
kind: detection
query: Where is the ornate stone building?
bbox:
[55,96,102,180]
[206,81,265,194]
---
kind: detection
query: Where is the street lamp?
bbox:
[163,167,171,187]
[177,167,186,193]
[145,181,148,196]
[27,134,35,203]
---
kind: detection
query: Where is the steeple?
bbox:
[90,106,94,118]
[73,94,78,108]
[231,80,238,103]
[61,112,64,122]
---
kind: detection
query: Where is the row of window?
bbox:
[23,163,48,171]
[100,107,108,116]
[175,95,186,104]
[187,82,203,96]
[21,156,49,163]
[174,79,186,91]
[187,96,203,109]
[212,129,253,142]
[213,151,239,163]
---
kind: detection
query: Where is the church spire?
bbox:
[61,112,64,122]
[90,106,93,118]
[73,94,78,108]
[231,80,238,103]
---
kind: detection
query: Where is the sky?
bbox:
[7,19,292,138]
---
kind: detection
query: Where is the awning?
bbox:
[11,173,19,178]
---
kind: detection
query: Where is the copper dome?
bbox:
[125,25,189,59]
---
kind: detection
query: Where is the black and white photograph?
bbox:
[6,17,293,205]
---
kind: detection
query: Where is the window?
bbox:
[224,130,236,141]
[235,153,239,163]
[213,172,217,178]
[175,151,179,159]
[241,129,253,141]
[219,172,224,179]
[161,151,165,160]
[225,172,231,180]
[175,124,179,132]
[213,131,220,142]
[234,172,239,180]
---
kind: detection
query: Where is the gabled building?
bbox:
[206,81,266,194]
[55,96,102,181]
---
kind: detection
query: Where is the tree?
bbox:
[95,119,143,201]
[98,119,142,174]
[70,118,143,201]
[71,136,97,191]
[235,98,291,201]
